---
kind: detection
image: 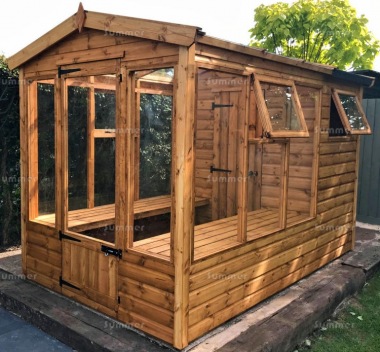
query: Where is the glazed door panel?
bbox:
[60,73,120,314]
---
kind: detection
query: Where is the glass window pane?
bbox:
[132,68,174,256]
[338,94,367,131]
[139,93,172,199]
[262,83,302,131]
[37,82,55,215]
[95,89,116,129]
[95,138,115,206]
[68,85,88,211]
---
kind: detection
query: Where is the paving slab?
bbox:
[0,307,72,352]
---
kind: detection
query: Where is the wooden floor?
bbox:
[34,195,208,232]
[134,208,310,261]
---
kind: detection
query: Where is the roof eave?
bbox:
[7,5,201,70]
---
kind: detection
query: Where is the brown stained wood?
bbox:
[62,287,117,318]
[319,141,357,155]
[120,277,174,311]
[134,209,311,261]
[28,81,38,220]
[26,255,61,280]
[318,172,356,190]
[75,3,87,33]
[56,47,125,66]
[188,231,350,325]
[319,162,357,178]
[172,45,195,349]
[195,38,334,75]
[61,241,118,311]
[118,308,173,344]
[188,241,351,342]
[85,11,199,47]
[120,294,174,328]
[27,268,62,292]
[38,196,208,232]
[189,212,350,292]
[87,77,95,208]
[352,137,361,248]
[280,142,290,229]
[116,66,127,252]
[211,94,221,220]
[119,261,174,292]
[125,68,135,249]
[237,78,249,242]
[317,193,354,213]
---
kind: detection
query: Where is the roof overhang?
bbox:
[7,3,202,70]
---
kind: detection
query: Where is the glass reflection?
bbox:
[338,94,367,130]
[263,84,301,131]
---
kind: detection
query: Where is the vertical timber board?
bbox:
[227,91,237,217]
[280,142,290,229]
[125,68,135,249]
[352,135,360,248]
[212,95,221,220]
[310,89,322,218]
[61,75,69,231]
[173,45,195,349]
[19,68,28,273]
[55,75,63,231]
[28,81,38,220]
[87,76,95,208]
[117,66,127,251]
[237,78,249,242]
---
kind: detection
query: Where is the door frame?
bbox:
[57,61,124,315]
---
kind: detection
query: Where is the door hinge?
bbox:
[59,230,81,242]
[119,74,123,82]
[210,165,232,173]
[101,245,122,259]
[60,276,81,290]
[118,296,121,304]
[212,102,233,110]
[58,66,81,78]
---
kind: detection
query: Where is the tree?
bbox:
[249,0,380,70]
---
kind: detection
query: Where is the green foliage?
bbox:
[139,93,172,199]
[249,0,380,70]
[0,55,20,246]
[298,272,380,351]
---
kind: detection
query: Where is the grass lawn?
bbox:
[297,272,380,352]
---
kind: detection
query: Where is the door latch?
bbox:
[101,245,122,259]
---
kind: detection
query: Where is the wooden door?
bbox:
[211,90,245,220]
[60,73,120,316]
[61,238,118,314]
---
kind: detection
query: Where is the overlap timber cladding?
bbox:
[187,84,356,342]
[22,26,358,346]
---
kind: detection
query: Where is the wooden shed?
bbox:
[8,4,374,348]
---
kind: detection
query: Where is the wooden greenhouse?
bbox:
[8,4,374,349]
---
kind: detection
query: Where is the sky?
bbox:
[0,0,379,70]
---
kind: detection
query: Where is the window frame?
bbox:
[331,89,371,135]
[253,74,309,138]
[28,77,56,224]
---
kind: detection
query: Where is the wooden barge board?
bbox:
[134,209,310,261]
